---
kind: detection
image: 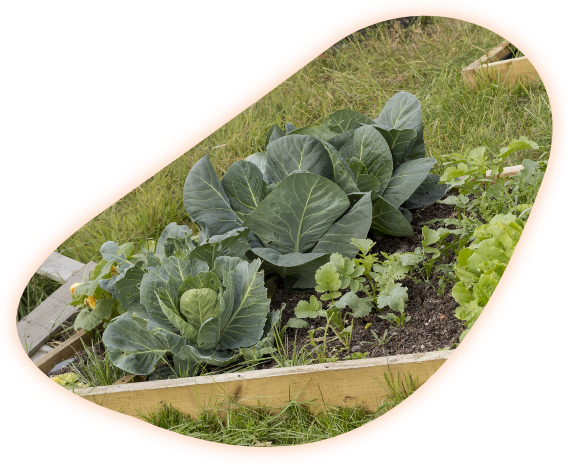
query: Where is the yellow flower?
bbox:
[111,266,118,276]
[70,282,82,295]
[84,296,96,308]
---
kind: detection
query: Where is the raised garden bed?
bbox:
[30,162,525,420]
[26,87,535,423]
[461,40,540,89]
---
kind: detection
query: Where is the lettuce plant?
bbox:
[242,91,447,236]
[451,213,524,341]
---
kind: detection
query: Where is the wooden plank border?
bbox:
[462,40,540,89]
[34,326,102,373]
[77,350,452,419]
[36,252,84,282]
[18,261,97,357]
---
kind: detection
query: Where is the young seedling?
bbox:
[290,241,423,351]
[289,260,362,356]
[411,225,464,296]
[378,311,411,327]
[362,329,397,347]
[344,352,369,360]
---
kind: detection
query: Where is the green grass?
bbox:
[56,16,552,264]
[139,368,419,446]
[17,274,62,322]
[68,338,129,387]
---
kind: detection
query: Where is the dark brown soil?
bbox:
[259,199,466,369]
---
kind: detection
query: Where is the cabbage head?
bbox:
[102,247,278,377]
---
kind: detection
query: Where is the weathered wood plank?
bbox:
[36,252,84,282]
[462,40,512,87]
[462,40,540,89]
[480,56,540,88]
[35,327,98,373]
[18,261,97,357]
[78,350,452,418]
[458,164,524,183]
[113,375,145,385]
[30,345,54,363]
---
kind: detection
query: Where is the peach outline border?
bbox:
[0,0,566,465]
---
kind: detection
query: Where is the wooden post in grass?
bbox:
[462,40,540,89]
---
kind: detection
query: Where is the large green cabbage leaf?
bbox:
[239,91,448,237]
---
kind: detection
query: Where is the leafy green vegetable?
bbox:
[103,248,280,376]
[184,156,373,288]
[438,137,541,222]
[451,214,524,341]
[182,91,445,286]
[288,240,423,357]
[250,91,446,237]
[183,155,242,237]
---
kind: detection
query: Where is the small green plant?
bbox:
[67,340,129,387]
[288,240,422,356]
[452,213,524,341]
[438,137,542,223]
[362,329,397,346]
[437,342,459,351]
[411,225,470,297]
[379,312,411,327]
[265,323,316,368]
[288,259,364,355]
[344,351,369,360]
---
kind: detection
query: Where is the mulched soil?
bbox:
[48,197,468,380]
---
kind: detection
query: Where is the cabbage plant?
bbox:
[102,249,278,376]
[184,157,373,288]
[243,91,448,236]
